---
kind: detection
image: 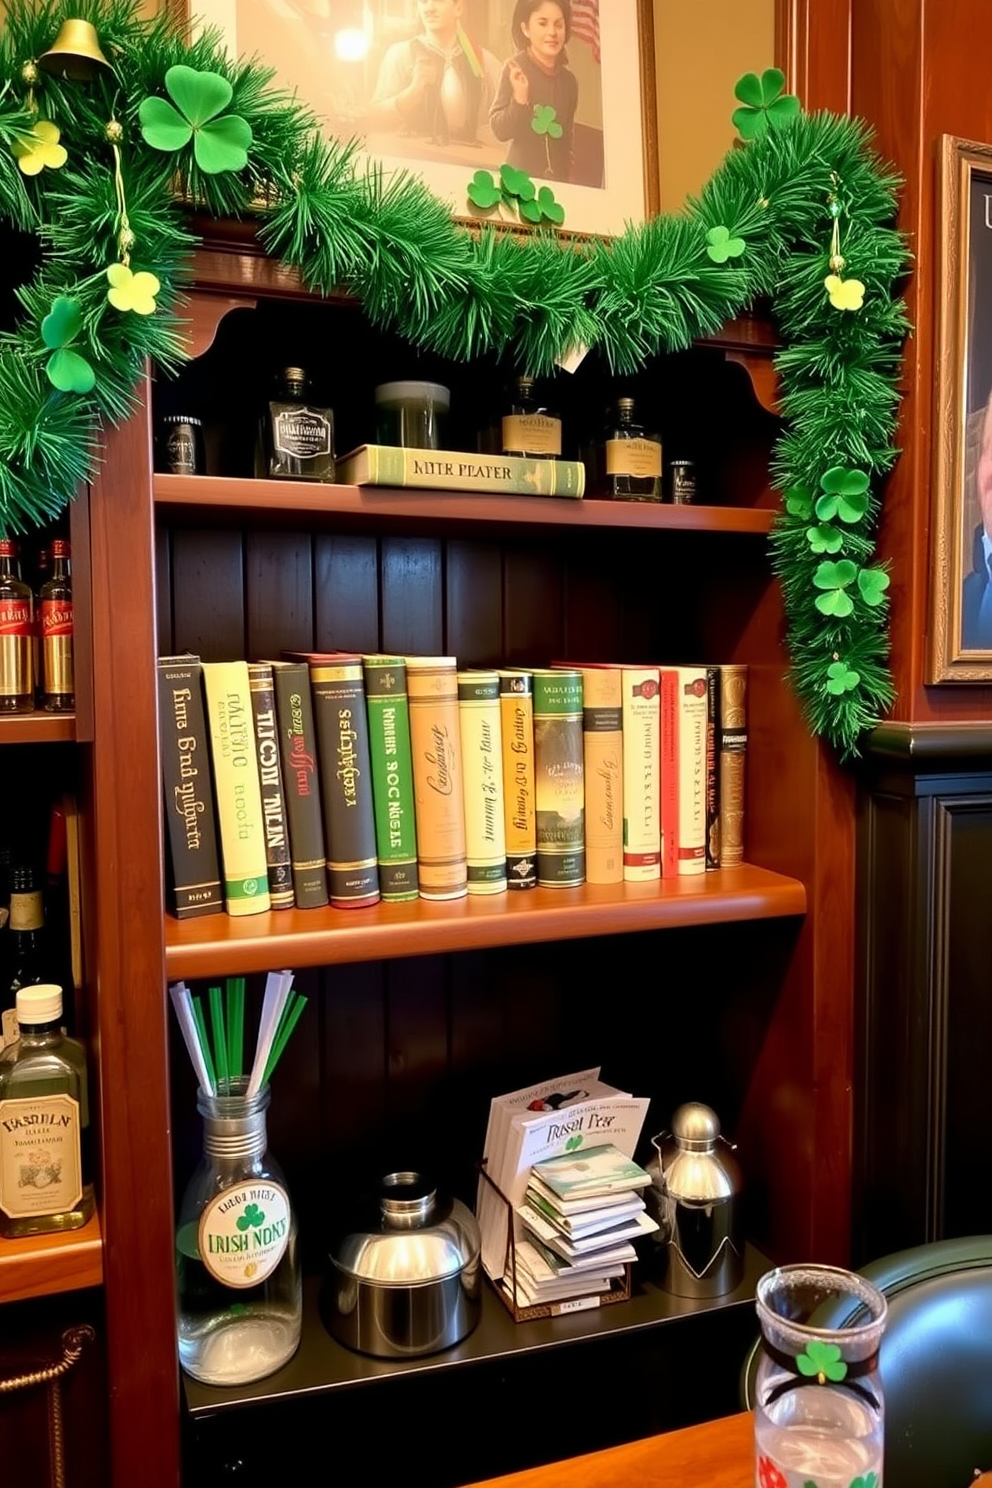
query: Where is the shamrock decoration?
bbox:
[706,225,746,264]
[466,165,563,226]
[796,1338,848,1382]
[531,104,563,139]
[565,1134,583,1152]
[139,65,252,175]
[12,119,67,176]
[500,164,535,202]
[467,169,501,211]
[816,466,870,524]
[807,524,843,554]
[41,297,96,394]
[106,264,160,316]
[236,1202,265,1231]
[732,68,800,140]
[858,567,890,607]
[826,660,861,695]
[850,1476,878,1488]
[785,485,814,520]
[521,184,565,227]
[813,559,858,618]
[825,273,866,311]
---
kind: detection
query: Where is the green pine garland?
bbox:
[0,0,910,756]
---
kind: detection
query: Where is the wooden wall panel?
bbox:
[380,536,443,655]
[320,960,387,1194]
[503,545,565,664]
[384,956,450,1171]
[245,530,313,658]
[170,529,245,659]
[446,539,503,663]
[313,534,379,652]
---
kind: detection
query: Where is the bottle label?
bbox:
[606,437,662,478]
[165,426,199,475]
[0,599,32,636]
[502,414,562,457]
[0,1092,82,1218]
[198,1179,291,1289]
[0,1008,17,1048]
[670,462,697,504]
[42,600,74,697]
[9,889,43,932]
[273,408,332,460]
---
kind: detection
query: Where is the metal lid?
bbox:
[329,1171,481,1286]
[374,381,451,410]
[616,396,636,413]
[671,1101,722,1151]
[652,1103,742,1204]
[162,414,203,426]
[280,366,307,383]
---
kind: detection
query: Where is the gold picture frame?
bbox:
[184,0,659,240]
[929,133,992,682]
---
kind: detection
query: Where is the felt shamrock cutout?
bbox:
[813,559,858,618]
[41,297,95,395]
[520,184,565,227]
[706,225,746,263]
[500,163,535,203]
[815,466,870,524]
[824,273,866,311]
[807,523,843,554]
[858,567,890,607]
[796,1338,848,1382]
[732,68,800,140]
[784,484,814,520]
[850,1475,878,1488]
[106,264,161,316]
[826,660,861,695]
[531,104,563,139]
[139,65,252,175]
[467,169,501,211]
[12,119,67,176]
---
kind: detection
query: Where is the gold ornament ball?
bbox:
[105,119,124,143]
[829,253,847,273]
[119,226,136,251]
[21,60,40,84]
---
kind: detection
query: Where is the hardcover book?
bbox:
[406,656,468,901]
[704,665,721,870]
[552,663,623,885]
[719,663,748,868]
[200,660,271,917]
[531,1144,653,1198]
[660,666,707,878]
[362,654,419,902]
[457,670,507,895]
[268,660,329,909]
[247,662,294,910]
[531,669,585,888]
[156,654,223,919]
[620,666,660,882]
[336,443,585,499]
[498,670,536,890]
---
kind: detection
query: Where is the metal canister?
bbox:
[158,414,205,475]
[644,1102,744,1298]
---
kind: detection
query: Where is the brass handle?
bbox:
[0,1325,96,1488]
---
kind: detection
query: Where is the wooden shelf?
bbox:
[0,1209,103,1304]
[0,711,75,744]
[165,865,806,980]
[154,474,776,535]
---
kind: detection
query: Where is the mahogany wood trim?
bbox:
[0,1210,102,1304]
[0,713,75,744]
[865,719,992,761]
[70,487,94,744]
[776,0,852,114]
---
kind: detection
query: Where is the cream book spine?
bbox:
[576,666,623,885]
[201,660,271,916]
[458,670,507,895]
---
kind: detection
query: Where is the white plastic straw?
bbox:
[169,981,216,1095]
[245,969,295,1097]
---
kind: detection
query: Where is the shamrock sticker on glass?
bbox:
[732,68,800,140]
[41,297,96,395]
[825,273,866,311]
[12,119,67,176]
[816,466,870,525]
[796,1338,848,1383]
[706,225,746,264]
[826,660,861,695]
[139,65,252,175]
[106,264,160,316]
[531,104,563,140]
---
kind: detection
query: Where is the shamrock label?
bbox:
[565,1134,583,1152]
[815,466,870,525]
[531,104,563,139]
[858,567,890,607]
[706,225,746,263]
[825,273,866,311]
[732,68,800,140]
[813,559,858,618]
[796,1338,848,1382]
[106,264,160,315]
[199,1180,290,1289]
[12,119,67,176]
[139,65,252,174]
[807,524,843,554]
[41,297,95,394]
[826,660,861,695]
[235,1201,266,1232]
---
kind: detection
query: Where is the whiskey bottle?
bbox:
[0,538,33,712]
[260,367,335,482]
[2,864,46,1047]
[157,414,205,476]
[600,396,663,502]
[40,538,73,711]
[501,375,562,459]
[0,983,94,1238]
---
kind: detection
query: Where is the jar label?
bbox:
[274,409,333,460]
[165,427,198,474]
[502,413,562,457]
[0,1093,83,1218]
[198,1179,291,1289]
[605,437,662,478]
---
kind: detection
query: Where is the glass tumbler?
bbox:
[753,1263,887,1488]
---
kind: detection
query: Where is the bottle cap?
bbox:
[374,381,451,410]
[616,396,636,414]
[0,539,16,557]
[50,539,71,558]
[515,375,536,391]
[161,414,203,428]
[16,983,62,1025]
[280,366,308,386]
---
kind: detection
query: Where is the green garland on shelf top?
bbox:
[0,4,910,757]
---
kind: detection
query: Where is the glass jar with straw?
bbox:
[170,970,307,1385]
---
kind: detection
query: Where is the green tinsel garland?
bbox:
[0,0,910,756]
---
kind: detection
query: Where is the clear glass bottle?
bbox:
[259,367,335,482]
[40,538,73,712]
[600,396,663,501]
[2,864,47,1047]
[176,1078,302,1386]
[0,538,33,712]
[0,982,94,1237]
[501,375,562,459]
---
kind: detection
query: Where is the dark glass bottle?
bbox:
[501,375,562,459]
[260,367,335,482]
[0,539,34,712]
[667,456,698,505]
[2,864,46,1047]
[158,415,205,476]
[40,539,73,712]
[601,396,663,502]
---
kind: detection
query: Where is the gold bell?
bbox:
[38,18,113,82]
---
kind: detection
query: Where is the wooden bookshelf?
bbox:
[0,712,75,745]
[0,1209,102,1304]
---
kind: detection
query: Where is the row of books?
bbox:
[157,651,747,920]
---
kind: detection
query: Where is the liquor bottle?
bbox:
[501,375,562,459]
[667,456,698,505]
[0,982,94,1237]
[157,414,205,476]
[2,864,46,1047]
[0,538,33,712]
[600,396,663,502]
[259,367,335,482]
[40,538,73,711]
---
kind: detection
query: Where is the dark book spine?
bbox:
[156,655,223,918]
[271,662,329,909]
[704,665,721,870]
[309,659,380,908]
[247,663,294,910]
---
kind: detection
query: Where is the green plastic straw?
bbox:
[190,996,217,1094]
[227,976,245,1079]
[208,984,229,1087]
[262,993,307,1087]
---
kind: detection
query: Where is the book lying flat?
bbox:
[336,444,585,499]
[532,1143,653,1198]
[517,1202,655,1260]
[524,1187,646,1238]
[527,1173,644,1217]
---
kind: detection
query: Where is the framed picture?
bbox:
[189,0,659,239]
[929,133,992,682]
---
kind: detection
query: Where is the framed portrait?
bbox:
[929,134,992,682]
[188,0,659,239]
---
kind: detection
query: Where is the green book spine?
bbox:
[338,444,585,498]
[531,669,585,887]
[309,657,380,908]
[247,662,295,909]
[362,655,419,902]
[269,661,329,909]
